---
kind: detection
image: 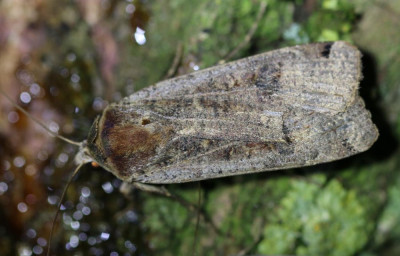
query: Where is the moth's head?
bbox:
[74,140,95,166]
[83,106,174,181]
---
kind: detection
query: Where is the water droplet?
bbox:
[102,182,113,194]
[17,69,32,84]
[30,83,41,96]
[13,156,26,168]
[73,210,83,220]
[63,214,72,225]
[4,160,10,170]
[65,243,72,251]
[18,246,33,256]
[82,206,91,215]
[60,68,69,78]
[78,232,87,241]
[20,92,32,104]
[126,210,138,222]
[17,202,28,213]
[71,221,80,230]
[37,150,49,161]
[124,240,137,252]
[56,153,69,167]
[47,195,58,205]
[100,232,110,240]
[8,111,19,123]
[134,27,146,45]
[71,73,80,83]
[32,245,43,255]
[88,237,97,246]
[67,53,76,62]
[25,164,38,176]
[49,121,59,133]
[4,170,14,181]
[92,97,105,111]
[70,235,79,248]
[125,3,135,14]
[26,228,37,238]
[37,237,47,247]
[44,166,54,176]
[0,182,8,195]
[81,187,91,197]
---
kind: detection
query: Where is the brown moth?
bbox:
[74,41,378,184]
[1,41,379,255]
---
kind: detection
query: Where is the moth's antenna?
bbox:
[0,87,82,146]
[46,162,85,256]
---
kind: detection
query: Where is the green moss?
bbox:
[258,177,370,256]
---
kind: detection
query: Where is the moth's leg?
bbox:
[120,181,186,210]
[129,181,197,212]
[119,181,135,198]
[120,181,176,201]
[219,1,267,63]
[125,181,221,234]
[164,42,184,79]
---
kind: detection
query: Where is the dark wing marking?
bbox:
[133,97,377,183]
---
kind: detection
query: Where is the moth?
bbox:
[75,41,378,184]
[1,41,379,255]
[2,41,378,185]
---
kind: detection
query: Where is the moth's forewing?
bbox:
[86,41,378,183]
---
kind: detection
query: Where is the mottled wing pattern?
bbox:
[90,41,378,183]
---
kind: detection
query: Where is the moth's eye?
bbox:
[141,118,151,125]
[91,162,100,168]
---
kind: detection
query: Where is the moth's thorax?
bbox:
[86,105,174,181]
